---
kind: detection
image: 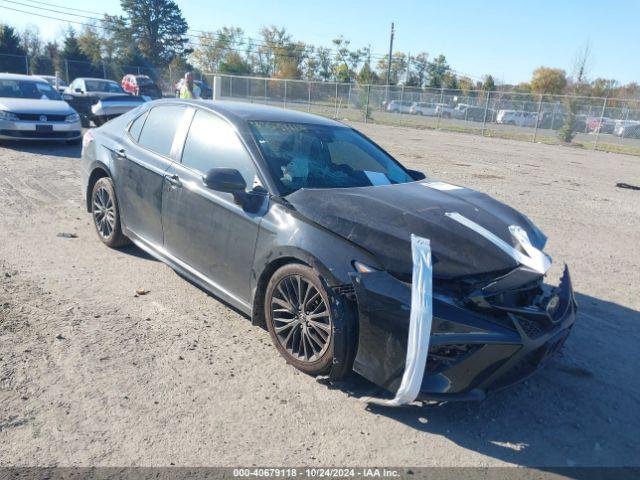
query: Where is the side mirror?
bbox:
[407,169,426,181]
[203,168,247,193]
[74,88,83,93]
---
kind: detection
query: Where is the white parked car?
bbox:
[496,110,537,127]
[0,73,82,143]
[385,100,414,113]
[434,103,456,118]
[614,120,640,138]
[409,102,439,116]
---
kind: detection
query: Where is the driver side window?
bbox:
[181,110,257,187]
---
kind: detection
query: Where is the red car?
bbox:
[121,74,162,99]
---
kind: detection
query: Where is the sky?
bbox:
[2,0,639,85]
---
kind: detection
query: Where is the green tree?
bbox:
[78,24,103,64]
[258,26,306,79]
[191,27,246,73]
[530,67,567,94]
[332,36,364,83]
[0,24,25,54]
[482,74,496,91]
[61,26,98,79]
[406,52,428,87]
[426,54,451,88]
[376,52,407,85]
[219,51,251,75]
[20,25,44,73]
[120,0,189,65]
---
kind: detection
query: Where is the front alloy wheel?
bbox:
[91,177,129,248]
[265,264,333,375]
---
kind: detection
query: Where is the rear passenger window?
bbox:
[137,105,186,157]
[128,111,147,142]
[181,110,257,186]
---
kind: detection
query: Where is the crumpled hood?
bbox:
[286,181,547,279]
[0,98,74,115]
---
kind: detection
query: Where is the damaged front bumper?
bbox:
[349,266,577,402]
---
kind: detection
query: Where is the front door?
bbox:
[161,109,268,306]
[114,104,191,245]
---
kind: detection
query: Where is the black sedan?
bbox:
[80,100,576,403]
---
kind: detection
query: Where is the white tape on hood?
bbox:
[445,211,551,274]
[368,234,433,407]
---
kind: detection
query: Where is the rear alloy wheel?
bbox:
[265,264,333,375]
[91,177,129,248]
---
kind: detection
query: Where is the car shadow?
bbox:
[117,243,158,262]
[115,242,252,320]
[0,139,82,159]
[332,292,640,468]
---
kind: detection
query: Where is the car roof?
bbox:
[152,99,346,128]
[0,73,49,82]
[76,77,118,82]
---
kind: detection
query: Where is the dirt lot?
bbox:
[1,124,639,467]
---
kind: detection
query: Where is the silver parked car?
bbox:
[0,73,81,143]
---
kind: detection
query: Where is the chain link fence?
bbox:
[2,52,639,156]
[1,53,177,96]
[207,73,640,156]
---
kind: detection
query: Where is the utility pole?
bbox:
[386,22,395,86]
[385,22,395,104]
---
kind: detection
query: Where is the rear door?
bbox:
[114,104,192,246]
[161,108,268,305]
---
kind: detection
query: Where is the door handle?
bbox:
[165,174,182,188]
[115,148,127,159]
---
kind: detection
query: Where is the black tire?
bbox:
[90,177,129,248]
[265,264,334,375]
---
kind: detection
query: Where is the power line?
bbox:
[1,1,483,80]
[7,0,389,60]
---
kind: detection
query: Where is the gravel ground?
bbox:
[1,124,639,467]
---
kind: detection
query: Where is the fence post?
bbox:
[365,84,371,123]
[594,97,608,151]
[347,84,352,111]
[400,84,405,124]
[283,79,287,109]
[481,91,491,136]
[102,62,107,79]
[308,82,311,112]
[621,105,630,139]
[264,77,268,103]
[334,82,339,118]
[533,93,543,143]
[436,87,444,129]
[230,76,233,98]
[25,55,29,75]
[65,59,69,83]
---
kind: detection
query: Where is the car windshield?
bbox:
[0,79,62,100]
[85,80,125,93]
[42,77,68,87]
[136,77,153,86]
[249,121,414,195]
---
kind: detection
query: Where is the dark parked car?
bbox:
[64,77,146,126]
[81,100,576,403]
[121,74,163,99]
